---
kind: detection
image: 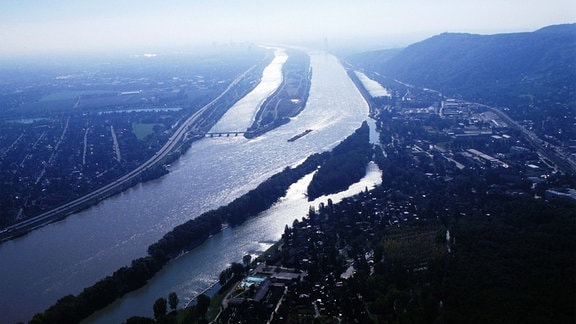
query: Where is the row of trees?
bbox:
[30,255,164,323]
[147,151,330,262]
[125,292,212,324]
[29,146,333,323]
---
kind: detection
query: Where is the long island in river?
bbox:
[0,48,372,323]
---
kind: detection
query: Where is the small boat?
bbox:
[287,129,312,142]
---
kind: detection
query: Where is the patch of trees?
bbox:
[148,211,223,262]
[218,262,246,293]
[307,121,373,200]
[223,152,329,226]
[124,291,213,324]
[354,225,446,323]
[139,165,170,183]
[441,197,576,323]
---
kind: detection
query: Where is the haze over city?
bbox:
[0,0,575,322]
[1,0,575,56]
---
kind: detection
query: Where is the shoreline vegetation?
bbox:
[245,49,312,139]
[30,121,372,323]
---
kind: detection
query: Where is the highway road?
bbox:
[0,63,261,243]
[486,105,576,175]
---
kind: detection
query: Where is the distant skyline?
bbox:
[1,0,574,56]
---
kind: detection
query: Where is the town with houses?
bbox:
[177,71,575,323]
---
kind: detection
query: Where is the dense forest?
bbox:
[307,121,373,200]
[274,186,575,323]
[441,197,575,323]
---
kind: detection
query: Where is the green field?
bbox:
[132,122,161,140]
[39,91,83,102]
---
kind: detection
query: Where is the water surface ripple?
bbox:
[0,50,370,323]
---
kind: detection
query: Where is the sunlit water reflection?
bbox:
[0,49,373,323]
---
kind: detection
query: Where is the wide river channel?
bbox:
[0,48,376,323]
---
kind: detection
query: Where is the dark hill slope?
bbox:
[348,24,576,111]
[344,48,401,71]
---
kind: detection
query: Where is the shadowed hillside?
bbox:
[348,24,576,110]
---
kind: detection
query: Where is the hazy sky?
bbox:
[1,0,574,56]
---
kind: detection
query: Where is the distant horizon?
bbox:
[1,0,574,58]
[0,22,573,63]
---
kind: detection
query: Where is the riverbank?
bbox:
[184,239,283,322]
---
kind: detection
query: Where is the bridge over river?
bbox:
[192,131,248,138]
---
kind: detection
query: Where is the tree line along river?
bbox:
[0,48,374,323]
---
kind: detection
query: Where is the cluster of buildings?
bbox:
[216,264,306,322]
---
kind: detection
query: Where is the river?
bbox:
[0,49,371,323]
